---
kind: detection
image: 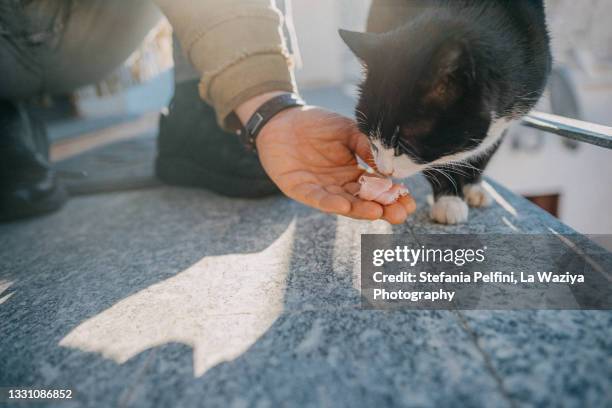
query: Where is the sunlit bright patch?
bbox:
[59,221,296,377]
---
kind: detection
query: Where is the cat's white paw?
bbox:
[463,183,491,208]
[430,196,469,224]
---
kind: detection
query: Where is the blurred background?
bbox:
[44,0,612,236]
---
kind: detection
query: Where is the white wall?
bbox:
[291,0,369,88]
[487,125,612,235]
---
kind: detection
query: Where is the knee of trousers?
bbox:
[0,0,162,99]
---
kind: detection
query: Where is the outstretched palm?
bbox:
[256,107,415,224]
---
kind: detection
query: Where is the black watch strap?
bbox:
[239,93,305,151]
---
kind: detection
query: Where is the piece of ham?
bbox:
[356,175,410,205]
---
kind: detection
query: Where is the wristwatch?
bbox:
[238,93,305,152]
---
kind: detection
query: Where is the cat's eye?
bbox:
[370,143,378,154]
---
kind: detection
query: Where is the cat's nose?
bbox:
[377,164,393,176]
[375,159,393,176]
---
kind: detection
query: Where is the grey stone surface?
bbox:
[1,177,610,407]
[460,310,612,407]
[55,133,160,195]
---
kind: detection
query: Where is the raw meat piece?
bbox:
[357,175,409,205]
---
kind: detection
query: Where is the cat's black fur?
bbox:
[340,0,552,221]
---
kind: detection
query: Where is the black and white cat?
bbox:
[340,0,552,224]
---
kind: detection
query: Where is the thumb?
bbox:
[350,131,377,171]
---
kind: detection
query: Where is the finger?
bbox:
[349,199,384,220]
[349,132,375,165]
[398,195,417,215]
[343,182,361,195]
[326,185,384,220]
[382,203,408,225]
[320,194,352,215]
[294,183,351,215]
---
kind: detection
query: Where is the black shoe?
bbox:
[155,80,280,198]
[0,101,67,221]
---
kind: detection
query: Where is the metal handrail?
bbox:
[522,111,612,149]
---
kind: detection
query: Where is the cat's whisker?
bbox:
[515,90,539,99]
[442,165,479,178]
[423,170,442,188]
[445,160,480,171]
[355,109,368,123]
[397,140,422,163]
[427,166,459,193]
[448,160,482,173]
[435,162,472,178]
[437,164,471,177]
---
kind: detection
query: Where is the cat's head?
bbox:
[340,26,506,178]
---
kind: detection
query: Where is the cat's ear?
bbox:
[425,41,475,107]
[339,29,380,62]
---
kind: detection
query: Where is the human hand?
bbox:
[253,106,416,224]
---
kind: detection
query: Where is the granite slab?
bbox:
[1,177,609,407]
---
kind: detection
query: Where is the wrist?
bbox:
[235,91,289,126]
[254,106,300,150]
[235,92,305,152]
